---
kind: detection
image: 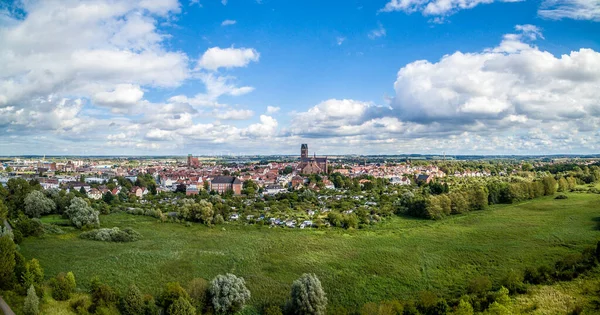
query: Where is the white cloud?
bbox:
[368,23,386,39]
[538,0,600,21]
[266,106,280,114]
[93,84,144,108]
[221,19,236,26]
[197,47,260,71]
[214,109,254,120]
[379,0,523,16]
[244,115,278,137]
[336,37,346,45]
[221,0,228,5]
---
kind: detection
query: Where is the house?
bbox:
[230,213,239,221]
[415,174,434,184]
[186,184,199,196]
[264,184,287,196]
[390,176,411,186]
[210,176,242,195]
[291,176,304,188]
[88,188,102,200]
[130,186,147,198]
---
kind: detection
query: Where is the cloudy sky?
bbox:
[0,0,599,156]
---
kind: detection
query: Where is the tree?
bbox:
[210,274,251,314]
[557,177,568,192]
[23,285,40,315]
[0,199,8,221]
[121,284,145,315]
[103,192,115,205]
[65,197,99,228]
[168,297,196,315]
[22,258,44,289]
[160,282,190,311]
[187,278,209,310]
[50,272,75,301]
[541,176,557,196]
[288,273,327,315]
[24,190,56,218]
[0,235,16,289]
[454,299,474,315]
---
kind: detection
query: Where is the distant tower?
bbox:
[301,144,308,159]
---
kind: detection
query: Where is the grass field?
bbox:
[19,193,600,310]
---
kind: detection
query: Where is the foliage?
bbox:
[187,277,209,310]
[24,190,56,218]
[50,272,76,301]
[159,282,190,311]
[555,194,568,199]
[79,227,141,242]
[167,296,196,315]
[0,234,16,289]
[288,273,327,315]
[65,197,100,228]
[90,276,119,312]
[120,284,145,315]
[468,276,492,296]
[23,285,40,315]
[210,273,251,314]
[454,299,474,315]
[12,214,44,237]
[0,198,8,220]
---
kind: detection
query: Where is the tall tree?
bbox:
[288,273,327,315]
[24,190,56,218]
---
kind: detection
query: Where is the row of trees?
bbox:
[399,176,560,220]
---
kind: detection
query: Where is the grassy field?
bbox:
[19,193,600,310]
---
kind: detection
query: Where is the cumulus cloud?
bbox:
[197,47,260,71]
[379,0,522,16]
[93,84,144,108]
[538,0,600,21]
[214,109,254,120]
[266,106,280,114]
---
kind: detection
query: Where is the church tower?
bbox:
[301,144,308,159]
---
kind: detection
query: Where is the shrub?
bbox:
[90,277,118,312]
[144,295,160,315]
[555,194,568,199]
[121,284,145,315]
[167,297,196,315]
[454,299,474,315]
[70,295,92,315]
[214,214,225,225]
[23,285,40,315]
[66,197,100,228]
[484,301,510,315]
[0,235,16,290]
[24,190,56,218]
[187,277,209,309]
[288,273,327,315]
[13,214,44,237]
[50,272,75,301]
[159,282,190,311]
[79,227,141,242]
[210,273,251,314]
[42,223,65,234]
[264,305,283,315]
[468,276,492,295]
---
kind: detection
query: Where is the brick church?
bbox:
[298,144,328,174]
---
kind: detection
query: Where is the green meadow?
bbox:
[19,193,600,310]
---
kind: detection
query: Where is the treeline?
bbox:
[398,176,560,220]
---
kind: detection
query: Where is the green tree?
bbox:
[541,176,557,196]
[121,284,145,315]
[210,274,251,314]
[187,278,209,310]
[50,272,75,301]
[557,177,568,192]
[484,302,511,315]
[24,190,56,218]
[454,299,474,315]
[23,285,40,315]
[103,192,115,205]
[168,297,196,315]
[65,197,99,228]
[0,199,8,221]
[0,235,16,289]
[159,282,190,311]
[288,273,327,315]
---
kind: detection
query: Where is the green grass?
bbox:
[18,193,600,310]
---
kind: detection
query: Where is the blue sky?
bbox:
[0,0,599,155]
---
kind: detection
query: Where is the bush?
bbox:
[23,285,40,315]
[187,277,209,309]
[79,227,141,242]
[144,295,160,315]
[468,276,492,296]
[264,305,284,315]
[50,272,75,301]
[0,234,16,290]
[42,223,65,234]
[90,277,118,312]
[70,295,92,315]
[159,282,189,311]
[24,190,56,218]
[66,197,100,229]
[500,270,525,294]
[555,194,569,199]
[167,297,196,315]
[210,274,251,314]
[288,273,327,315]
[121,284,145,315]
